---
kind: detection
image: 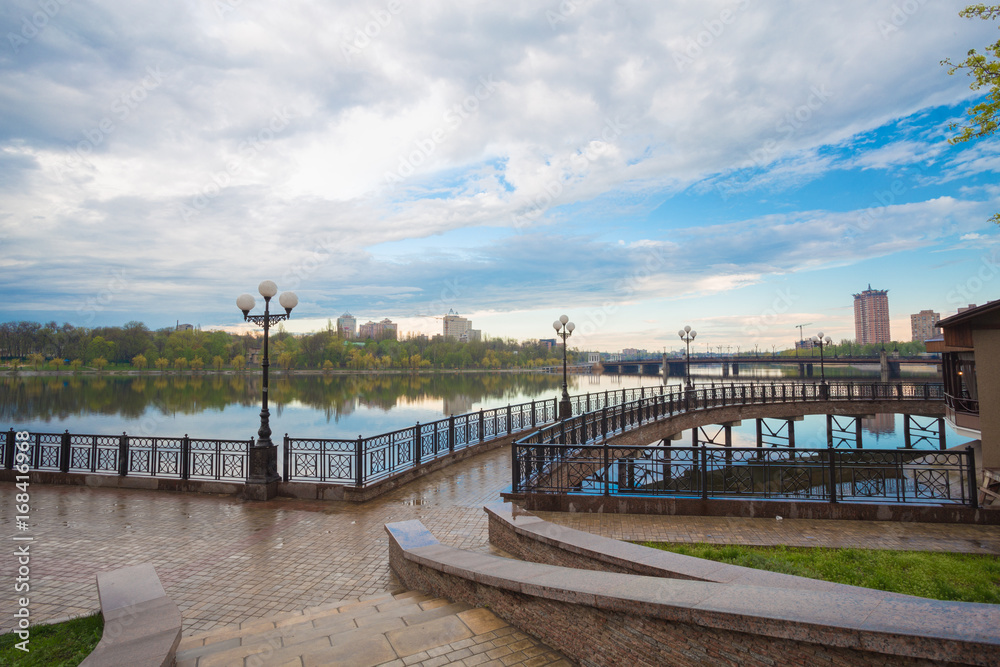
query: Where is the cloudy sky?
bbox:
[2,0,998,352]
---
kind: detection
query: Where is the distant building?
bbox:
[795,339,816,351]
[337,312,357,339]
[443,309,472,341]
[910,310,941,343]
[358,318,397,340]
[539,338,557,350]
[587,352,600,364]
[176,321,194,331]
[853,285,891,344]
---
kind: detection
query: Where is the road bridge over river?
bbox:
[602,353,940,379]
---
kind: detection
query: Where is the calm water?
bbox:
[2,365,955,449]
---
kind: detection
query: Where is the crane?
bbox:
[795,323,812,341]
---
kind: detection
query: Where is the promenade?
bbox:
[2,443,999,639]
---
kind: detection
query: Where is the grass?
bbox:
[639,542,1000,604]
[0,614,103,667]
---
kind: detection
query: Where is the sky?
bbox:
[1,1,999,353]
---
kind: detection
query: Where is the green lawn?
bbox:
[639,542,1000,604]
[0,614,102,667]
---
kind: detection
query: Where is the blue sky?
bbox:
[1,0,998,352]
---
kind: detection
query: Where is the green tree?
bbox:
[154,357,170,372]
[277,351,294,371]
[27,352,44,370]
[131,354,147,371]
[232,355,247,372]
[174,357,189,371]
[92,357,108,371]
[212,355,225,371]
[943,4,1000,223]
[51,357,63,371]
[322,359,334,372]
[70,358,83,372]
[190,357,205,371]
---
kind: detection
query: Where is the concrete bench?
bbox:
[80,563,182,667]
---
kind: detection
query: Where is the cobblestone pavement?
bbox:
[3,444,1000,638]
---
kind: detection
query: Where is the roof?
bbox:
[935,298,1000,328]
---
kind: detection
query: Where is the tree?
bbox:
[174,357,189,371]
[212,355,225,371]
[154,357,170,372]
[131,354,147,371]
[190,357,205,371]
[27,352,44,370]
[70,358,83,372]
[51,357,63,371]
[232,355,247,372]
[93,357,108,371]
[943,4,1000,222]
[277,351,294,371]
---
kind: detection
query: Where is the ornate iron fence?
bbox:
[513,443,977,506]
[283,398,558,485]
[4,430,253,482]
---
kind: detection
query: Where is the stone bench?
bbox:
[80,563,182,667]
[386,518,1000,666]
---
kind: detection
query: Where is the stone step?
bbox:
[175,589,572,667]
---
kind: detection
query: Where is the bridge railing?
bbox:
[511,380,966,505]
[516,443,976,506]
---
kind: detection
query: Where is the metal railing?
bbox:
[283,398,558,485]
[511,381,970,506]
[4,430,252,482]
[514,443,976,506]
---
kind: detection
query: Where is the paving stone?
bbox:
[386,615,474,658]
[457,608,508,635]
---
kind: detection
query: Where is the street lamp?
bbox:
[237,280,298,500]
[678,326,696,389]
[553,315,575,419]
[811,332,833,384]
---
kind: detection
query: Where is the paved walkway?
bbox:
[2,444,999,639]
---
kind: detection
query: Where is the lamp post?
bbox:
[811,331,833,385]
[553,315,575,419]
[237,280,297,500]
[678,326,696,390]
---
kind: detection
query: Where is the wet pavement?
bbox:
[2,444,999,637]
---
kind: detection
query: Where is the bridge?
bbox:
[600,352,940,379]
[508,381,987,516]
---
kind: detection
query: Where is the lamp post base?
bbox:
[558,398,572,421]
[245,444,280,500]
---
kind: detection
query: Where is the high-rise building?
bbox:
[443,309,472,341]
[853,285,891,344]
[358,318,397,340]
[336,312,356,339]
[910,309,941,342]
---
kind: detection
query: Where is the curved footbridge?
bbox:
[507,381,996,522]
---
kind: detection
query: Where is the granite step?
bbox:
[175,589,572,667]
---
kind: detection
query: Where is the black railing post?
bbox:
[356,436,364,486]
[507,404,512,434]
[966,447,979,509]
[449,415,455,453]
[601,407,608,439]
[603,440,610,496]
[414,422,422,467]
[479,409,485,439]
[923,383,929,400]
[282,434,290,482]
[512,443,521,493]
[181,435,191,480]
[530,400,536,428]
[827,448,838,503]
[4,428,14,469]
[700,446,709,500]
[59,430,71,473]
[118,432,128,477]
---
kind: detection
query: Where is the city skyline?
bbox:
[1,2,998,352]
